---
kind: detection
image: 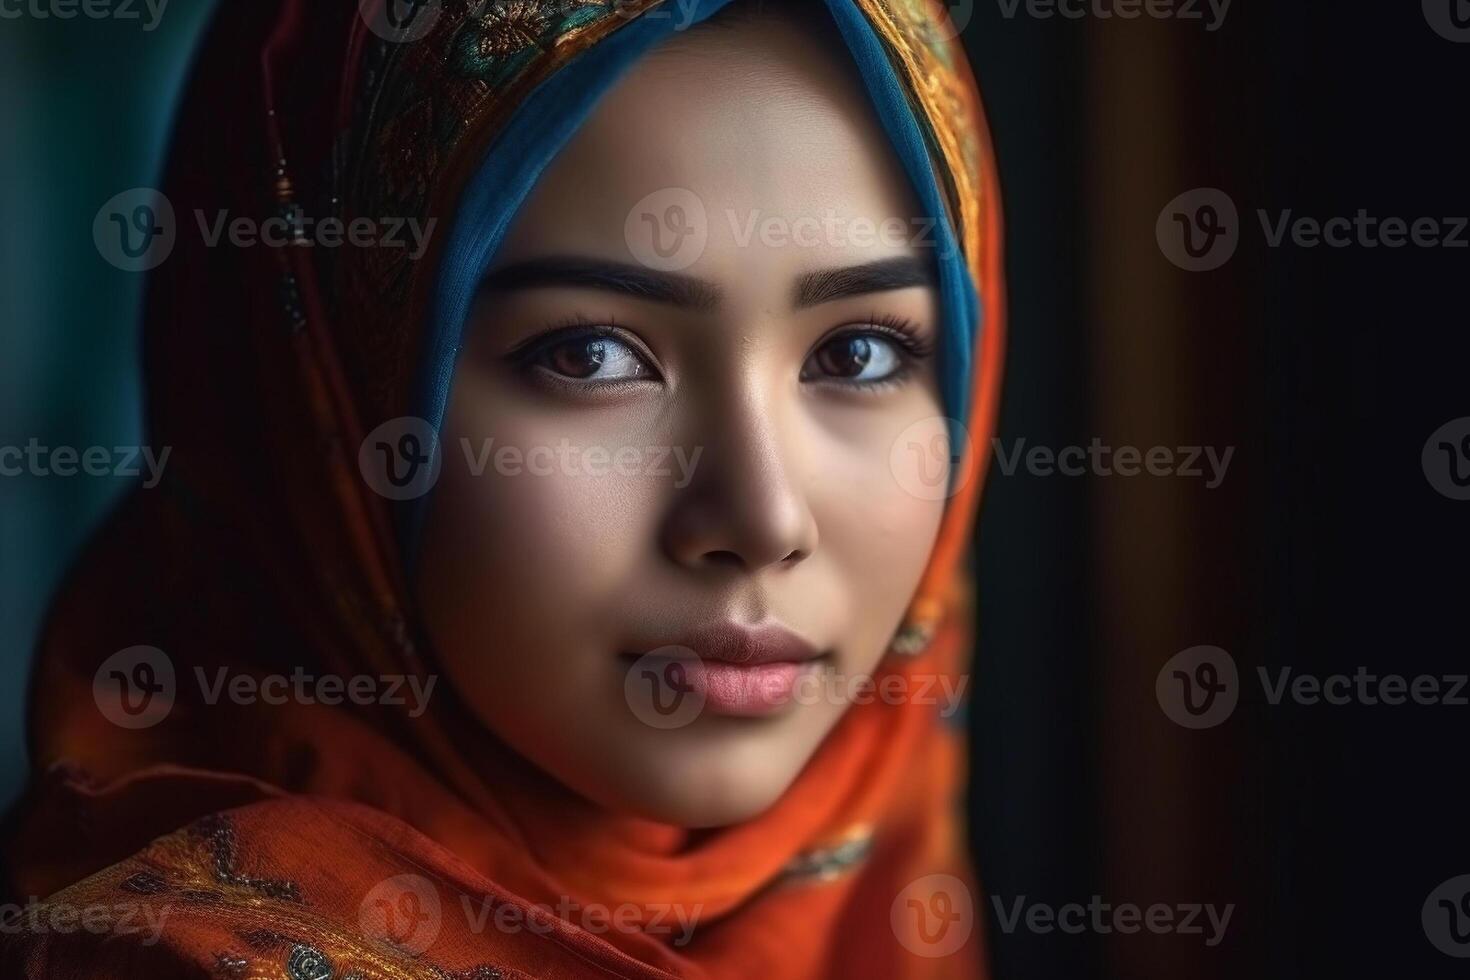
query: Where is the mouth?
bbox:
[624,620,829,718]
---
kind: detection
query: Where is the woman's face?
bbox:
[416,14,950,827]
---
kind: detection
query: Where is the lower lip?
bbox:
[680,659,816,717]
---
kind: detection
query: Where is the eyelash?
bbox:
[507,315,665,387]
[507,312,935,391]
[803,313,935,391]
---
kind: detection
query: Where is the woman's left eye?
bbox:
[802,333,906,384]
[531,333,654,383]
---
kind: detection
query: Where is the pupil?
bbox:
[553,338,606,378]
[823,336,872,377]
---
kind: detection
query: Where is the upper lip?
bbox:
[658,620,823,666]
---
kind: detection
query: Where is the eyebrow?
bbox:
[794,256,936,308]
[480,257,722,311]
[479,254,936,312]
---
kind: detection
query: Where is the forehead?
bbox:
[494,14,926,277]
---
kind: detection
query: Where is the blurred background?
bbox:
[3,1,1467,977]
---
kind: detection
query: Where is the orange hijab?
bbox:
[2,1,1005,976]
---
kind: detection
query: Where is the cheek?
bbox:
[805,401,949,665]
[418,392,667,662]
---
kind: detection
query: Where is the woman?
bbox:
[1,0,1003,976]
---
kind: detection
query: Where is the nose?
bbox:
[660,393,818,574]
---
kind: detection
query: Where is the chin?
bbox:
[577,724,827,828]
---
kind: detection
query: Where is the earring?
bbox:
[889,593,946,657]
[889,621,935,657]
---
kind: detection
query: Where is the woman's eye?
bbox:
[535,334,653,383]
[804,333,905,384]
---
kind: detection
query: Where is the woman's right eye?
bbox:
[527,332,656,384]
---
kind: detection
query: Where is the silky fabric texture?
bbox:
[0,1,1006,977]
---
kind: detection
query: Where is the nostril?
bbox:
[702,549,745,568]
[699,547,808,570]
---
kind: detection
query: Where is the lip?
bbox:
[625,620,826,717]
[671,620,823,666]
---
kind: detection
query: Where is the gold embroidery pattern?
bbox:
[334,0,988,424]
[461,0,601,62]
[337,0,665,417]
[26,814,508,979]
[855,0,988,269]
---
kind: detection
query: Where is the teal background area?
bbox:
[0,3,218,806]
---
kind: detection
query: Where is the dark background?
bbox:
[965,1,1469,977]
[3,1,1466,977]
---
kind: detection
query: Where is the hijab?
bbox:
[2,1,1005,976]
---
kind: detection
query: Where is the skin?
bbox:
[415,10,951,828]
